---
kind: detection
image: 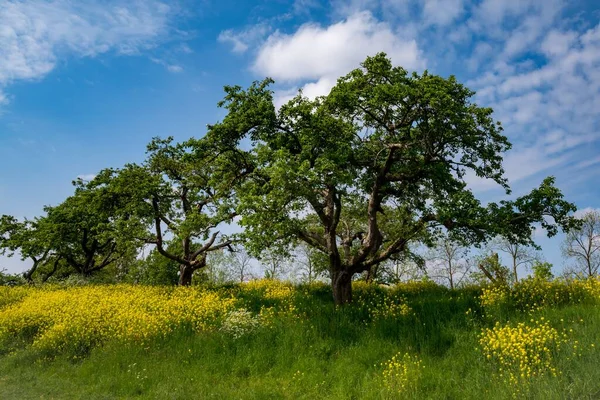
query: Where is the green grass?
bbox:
[1,283,600,399]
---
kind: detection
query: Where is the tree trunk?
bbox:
[331,269,353,305]
[179,264,194,286]
[365,264,378,283]
[23,262,38,283]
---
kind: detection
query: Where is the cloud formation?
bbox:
[0,0,176,102]
[218,23,271,54]
[252,11,423,106]
[217,0,599,193]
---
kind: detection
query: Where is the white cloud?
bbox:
[574,155,600,170]
[541,30,578,57]
[76,174,96,181]
[465,142,571,194]
[254,11,422,82]
[422,0,464,27]
[471,0,539,29]
[218,23,271,54]
[293,0,322,15]
[501,2,564,58]
[177,43,193,54]
[252,11,423,105]
[166,64,183,73]
[0,0,175,103]
[461,10,600,194]
[330,0,380,17]
[149,57,184,73]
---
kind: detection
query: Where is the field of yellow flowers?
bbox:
[1,277,600,399]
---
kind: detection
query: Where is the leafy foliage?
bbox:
[207,53,577,303]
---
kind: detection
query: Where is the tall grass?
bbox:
[1,278,600,399]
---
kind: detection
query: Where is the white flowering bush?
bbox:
[219,309,262,339]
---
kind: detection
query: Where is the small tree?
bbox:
[493,237,538,283]
[475,252,510,286]
[427,238,470,289]
[292,243,328,284]
[0,215,51,282]
[377,251,425,284]
[260,250,288,280]
[0,268,25,286]
[203,248,236,284]
[129,245,180,285]
[562,210,600,277]
[229,246,254,283]
[531,261,554,281]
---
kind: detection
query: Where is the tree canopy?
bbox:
[0,53,580,304]
[207,53,578,304]
[89,136,248,285]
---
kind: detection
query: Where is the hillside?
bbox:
[1,279,600,399]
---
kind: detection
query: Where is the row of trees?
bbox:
[0,230,571,288]
[0,53,587,304]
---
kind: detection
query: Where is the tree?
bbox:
[203,248,236,284]
[0,215,51,282]
[493,237,538,283]
[127,245,180,285]
[1,173,143,281]
[377,251,425,284]
[230,246,254,283]
[41,177,144,277]
[531,261,554,281]
[0,268,25,286]
[427,237,470,289]
[208,53,578,304]
[97,136,248,286]
[562,210,600,277]
[292,243,328,284]
[475,252,510,286]
[260,249,288,280]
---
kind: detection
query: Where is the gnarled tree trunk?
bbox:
[331,269,353,305]
[179,265,194,286]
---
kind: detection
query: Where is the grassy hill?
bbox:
[1,279,600,399]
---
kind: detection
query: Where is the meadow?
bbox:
[1,278,600,399]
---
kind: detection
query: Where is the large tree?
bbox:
[96,136,247,285]
[42,177,144,277]
[208,53,577,304]
[0,174,144,281]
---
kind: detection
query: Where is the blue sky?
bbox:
[0,0,599,276]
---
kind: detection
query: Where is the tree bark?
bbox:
[42,258,61,283]
[179,264,194,286]
[331,269,353,305]
[365,264,379,283]
[449,265,454,290]
[23,261,39,282]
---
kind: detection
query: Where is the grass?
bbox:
[1,280,600,399]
